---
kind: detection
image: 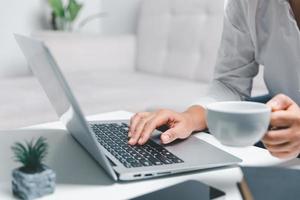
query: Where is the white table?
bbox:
[1,111,300,200]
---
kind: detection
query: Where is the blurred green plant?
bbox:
[48,0,83,30]
[11,137,49,174]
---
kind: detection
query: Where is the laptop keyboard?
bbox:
[90,123,184,168]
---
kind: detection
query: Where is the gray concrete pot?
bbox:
[12,165,56,200]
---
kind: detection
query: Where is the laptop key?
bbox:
[172,158,184,163]
[148,157,163,165]
[155,154,173,164]
[126,158,136,163]
[140,160,152,166]
[131,162,143,167]
[124,163,132,168]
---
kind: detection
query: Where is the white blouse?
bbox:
[198,0,300,106]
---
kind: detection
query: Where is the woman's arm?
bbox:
[199,0,259,107]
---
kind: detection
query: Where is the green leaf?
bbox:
[48,0,65,17]
[11,137,49,171]
[35,138,48,162]
[12,143,26,154]
[66,0,83,22]
[11,142,29,166]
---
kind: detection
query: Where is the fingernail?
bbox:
[138,139,143,145]
[270,100,280,109]
[128,139,134,144]
[128,131,132,137]
[162,134,170,143]
[270,101,278,107]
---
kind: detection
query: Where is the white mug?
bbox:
[206,101,271,147]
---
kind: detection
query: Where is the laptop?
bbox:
[15,34,241,181]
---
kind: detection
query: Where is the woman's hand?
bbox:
[128,106,207,145]
[262,94,300,159]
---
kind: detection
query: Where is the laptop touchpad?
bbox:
[152,134,238,165]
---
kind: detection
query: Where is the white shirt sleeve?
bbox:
[195,0,259,108]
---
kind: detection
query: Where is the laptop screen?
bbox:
[14,34,92,143]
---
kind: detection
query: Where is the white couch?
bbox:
[0,0,266,129]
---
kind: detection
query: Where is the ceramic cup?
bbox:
[206,101,271,147]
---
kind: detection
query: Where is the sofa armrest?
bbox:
[32,31,137,73]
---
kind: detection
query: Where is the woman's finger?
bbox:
[129,112,150,137]
[264,142,295,153]
[138,111,176,145]
[129,115,153,145]
[161,123,189,144]
[133,115,155,145]
[262,128,291,145]
[267,94,294,111]
[270,110,295,128]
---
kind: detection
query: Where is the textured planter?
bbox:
[12,165,56,200]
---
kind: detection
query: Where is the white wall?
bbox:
[0,0,140,77]
[73,0,103,33]
[0,0,102,78]
[0,0,46,77]
[101,0,141,35]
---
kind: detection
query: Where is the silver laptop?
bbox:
[15,34,241,181]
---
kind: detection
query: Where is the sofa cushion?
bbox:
[136,0,224,82]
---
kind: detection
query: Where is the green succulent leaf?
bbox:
[11,137,49,173]
[11,142,28,165]
[35,138,48,162]
[66,0,83,22]
[48,0,65,17]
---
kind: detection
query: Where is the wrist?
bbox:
[183,105,207,131]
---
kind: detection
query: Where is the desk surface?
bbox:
[1,110,300,200]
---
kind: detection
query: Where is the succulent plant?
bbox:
[11,137,49,174]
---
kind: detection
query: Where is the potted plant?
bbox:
[48,0,83,31]
[11,137,56,200]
